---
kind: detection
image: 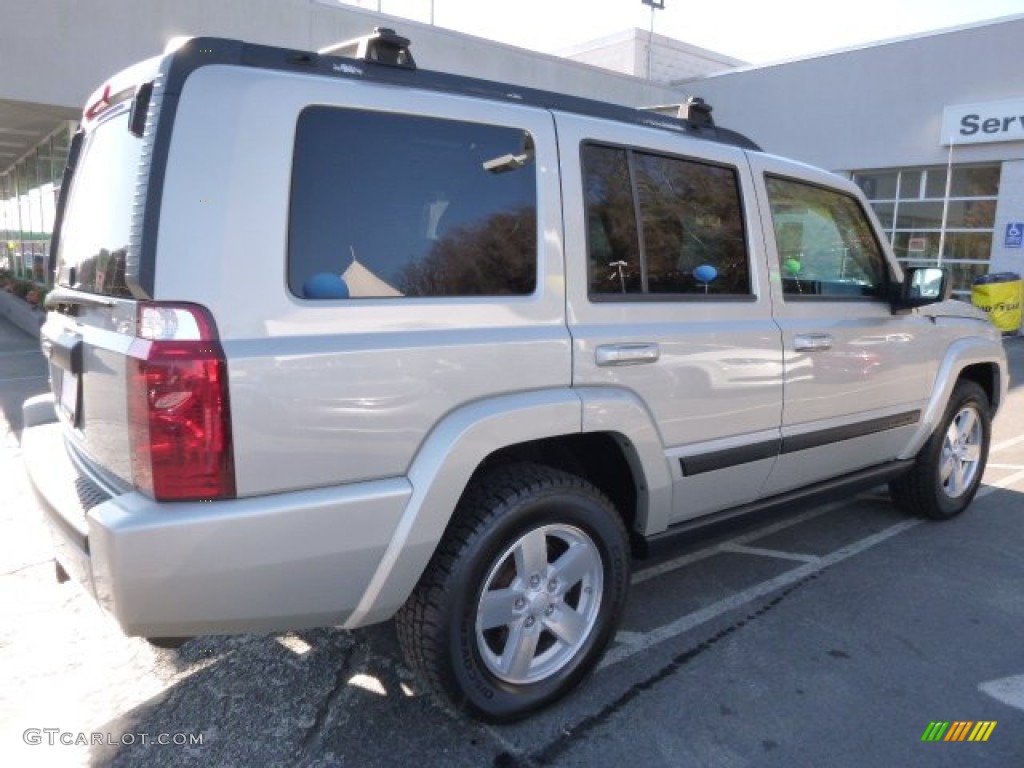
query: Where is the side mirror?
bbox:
[892,266,949,313]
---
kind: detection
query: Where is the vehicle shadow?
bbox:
[90,625,501,767]
[61,479,1024,768]
[0,377,48,444]
[0,374,48,449]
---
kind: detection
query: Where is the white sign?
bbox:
[941,98,1024,146]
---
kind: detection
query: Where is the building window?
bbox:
[852,165,1000,298]
[0,122,73,287]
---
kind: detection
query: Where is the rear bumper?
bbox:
[21,407,411,638]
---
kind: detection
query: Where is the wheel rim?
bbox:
[474,523,604,685]
[940,404,984,499]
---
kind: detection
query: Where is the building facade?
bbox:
[0,123,73,282]
[687,15,1024,300]
[558,28,744,84]
[0,0,685,287]
[2,2,1023,315]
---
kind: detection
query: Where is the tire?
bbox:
[396,463,630,722]
[889,380,991,520]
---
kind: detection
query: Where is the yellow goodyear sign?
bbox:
[921,720,997,742]
[971,276,1022,333]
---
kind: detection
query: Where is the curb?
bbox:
[0,289,44,341]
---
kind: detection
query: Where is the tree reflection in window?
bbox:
[289,107,538,299]
[584,146,642,294]
[71,247,128,295]
[583,143,749,298]
[634,153,748,295]
[399,207,536,296]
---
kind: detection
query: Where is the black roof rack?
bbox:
[318,27,416,70]
[163,33,761,151]
[677,97,714,128]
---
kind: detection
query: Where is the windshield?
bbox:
[55,110,142,297]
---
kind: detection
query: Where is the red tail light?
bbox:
[127,303,236,501]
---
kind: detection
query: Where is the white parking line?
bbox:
[0,375,47,383]
[608,466,1024,672]
[718,543,819,563]
[979,674,1024,713]
[630,546,720,586]
[991,434,1024,454]
[729,503,841,546]
[602,519,921,670]
[631,504,839,586]
[978,467,1024,498]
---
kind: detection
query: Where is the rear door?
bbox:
[557,113,783,530]
[748,154,940,496]
[41,79,152,490]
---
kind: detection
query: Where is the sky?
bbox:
[340,0,1024,64]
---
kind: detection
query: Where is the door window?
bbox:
[766,176,889,299]
[583,144,750,298]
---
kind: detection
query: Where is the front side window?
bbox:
[766,176,888,299]
[583,144,749,298]
[289,108,537,299]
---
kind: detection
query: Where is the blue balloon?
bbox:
[302,272,350,299]
[694,264,718,283]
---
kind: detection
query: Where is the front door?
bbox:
[748,155,941,496]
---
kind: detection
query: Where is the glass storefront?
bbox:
[852,164,1001,298]
[0,122,73,286]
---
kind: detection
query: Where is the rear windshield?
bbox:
[55,111,142,297]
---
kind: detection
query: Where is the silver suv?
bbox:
[22,30,1007,721]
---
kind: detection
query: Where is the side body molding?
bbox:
[344,389,583,627]
[897,335,1007,461]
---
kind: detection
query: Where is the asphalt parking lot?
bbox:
[2,315,1023,767]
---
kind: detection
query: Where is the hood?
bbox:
[917,299,994,324]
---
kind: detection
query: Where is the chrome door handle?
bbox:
[793,334,833,352]
[595,343,660,367]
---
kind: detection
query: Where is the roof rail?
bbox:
[318,27,416,70]
[164,34,761,151]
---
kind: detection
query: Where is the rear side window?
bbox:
[583,143,750,298]
[765,176,889,299]
[289,107,537,299]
